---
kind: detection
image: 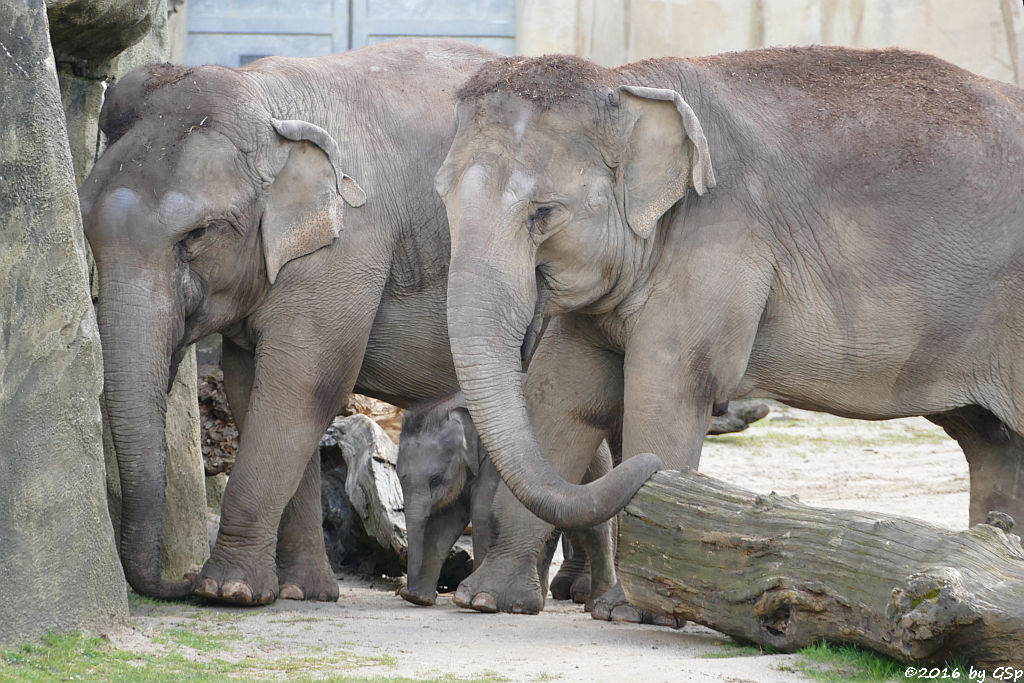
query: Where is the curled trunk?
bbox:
[447,264,660,531]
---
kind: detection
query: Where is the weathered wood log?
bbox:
[619,470,1024,668]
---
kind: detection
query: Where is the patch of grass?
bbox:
[702,640,777,658]
[794,641,913,682]
[186,608,249,625]
[155,627,242,653]
[0,631,399,682]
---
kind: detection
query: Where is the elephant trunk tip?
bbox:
[545,451,663,530]
[122,555,197,601]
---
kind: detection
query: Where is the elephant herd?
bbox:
[80,38,1024,618]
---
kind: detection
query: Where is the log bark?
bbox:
[619,470,1024,668]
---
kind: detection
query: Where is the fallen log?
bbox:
[619,470,1024,668]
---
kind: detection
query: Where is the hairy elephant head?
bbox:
[79,62,365,599]
[436,55,715,529]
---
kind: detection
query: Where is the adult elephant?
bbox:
[436,47,1024,616]
[80,39,499,604]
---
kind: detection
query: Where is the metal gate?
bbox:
[187,0,515,66]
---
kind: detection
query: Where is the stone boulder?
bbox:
[0,1,128,645]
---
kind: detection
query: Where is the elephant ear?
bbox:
[262,118,367,285]
[614,85,716,239]
[449,406,481,478]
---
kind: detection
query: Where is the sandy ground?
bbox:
[121,405,970,682]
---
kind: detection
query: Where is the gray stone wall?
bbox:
[0,1,128,645]
[52,0,210,587]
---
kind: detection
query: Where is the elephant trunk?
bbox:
[446,232,661,531]
[401,502,467,606]
[96,272,193,599]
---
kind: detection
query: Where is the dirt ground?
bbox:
[119,404,969,682]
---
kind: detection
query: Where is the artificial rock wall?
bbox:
[0,1,128,645]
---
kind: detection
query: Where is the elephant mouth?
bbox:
[519,270,551,371]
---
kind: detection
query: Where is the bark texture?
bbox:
[619,470,1024,668]
[0,0,128,645]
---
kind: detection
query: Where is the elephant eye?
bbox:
[428,474,443,489]
[528,205,555,234]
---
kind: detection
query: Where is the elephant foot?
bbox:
[549,569,576,601]
[193,554,279,606]
[550,554,587,601]
[453,557,545,614]
[399,586,437,606]
[570,571,591,604]
[277,561,340,602]
[193,576,276,606]
[589,582,685,628]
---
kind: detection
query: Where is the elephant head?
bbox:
[79,63,365,599]
[436,55,715,529]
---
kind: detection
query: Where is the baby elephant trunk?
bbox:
[400,501,470,606]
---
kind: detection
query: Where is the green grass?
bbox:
[153,627,242,653]
[0,632,512,683]
[0,632,395,682]
[793,641,948,683]
[702,640,777,658]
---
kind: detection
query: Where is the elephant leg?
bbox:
[221,337,254,434]
[927,406,1024,528]
[551,441,617,604]
[195,332,367,605]
[221,338,336,600]
[276,452,339,601]
[592,306,754,626]
[454,315,622,614]
[549,534,583,601]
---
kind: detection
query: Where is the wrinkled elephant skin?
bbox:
[438,47,1024,614]
[80,39,497,604]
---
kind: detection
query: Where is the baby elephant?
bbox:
[396,393,500,606]
[397,392,615,607]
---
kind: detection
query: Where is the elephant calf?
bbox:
[396,391,616,608]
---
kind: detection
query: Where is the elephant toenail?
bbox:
[470,592,498,613]
[257,590,276,604]
[279,583,304,601]
[193,578,219,599]
[222,581,253,603]
[453,587,473,609]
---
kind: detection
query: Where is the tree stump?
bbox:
[619,470,1024,668]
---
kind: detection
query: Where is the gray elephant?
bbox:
[396,391,618,608]
[79,39,499,604]
[435,46,1024,616]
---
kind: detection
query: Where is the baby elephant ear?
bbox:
[614,86,716,239]
[262,118,366,285]
[449,406,481,478]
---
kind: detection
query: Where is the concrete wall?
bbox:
[518,0,1024,85]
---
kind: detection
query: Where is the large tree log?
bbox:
[619,470,1024,668]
